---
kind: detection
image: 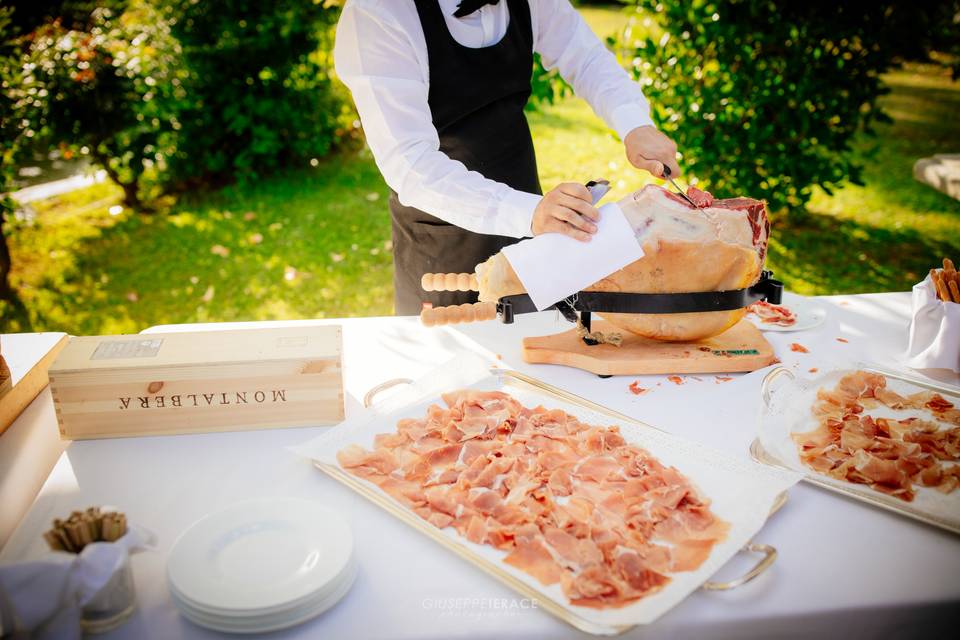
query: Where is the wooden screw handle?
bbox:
[421,302,497,327]
[421,272,478,292]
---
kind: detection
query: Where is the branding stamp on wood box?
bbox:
[49,326,344,440]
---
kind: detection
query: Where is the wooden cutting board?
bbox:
[522,318,776,376]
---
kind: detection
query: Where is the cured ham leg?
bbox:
[421,185,770,342]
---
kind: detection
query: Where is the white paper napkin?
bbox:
[501,202,644,311]
[905,275,960,372]
[0,526,154,640]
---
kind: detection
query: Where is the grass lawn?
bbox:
[2,6,959,335]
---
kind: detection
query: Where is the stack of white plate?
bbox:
[168,498,355,634]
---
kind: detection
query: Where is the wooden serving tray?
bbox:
[521,318,776,375]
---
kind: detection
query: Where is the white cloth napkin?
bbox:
[0,526,154,640]
[905,275,960,372]
[501,202,644,310]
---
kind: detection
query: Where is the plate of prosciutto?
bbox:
[754,366,960,535]
[746,292,826,332]
[296,354,797,635]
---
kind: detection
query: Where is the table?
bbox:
[2,292,958,639]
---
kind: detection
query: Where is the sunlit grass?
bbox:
[2,152,394,333]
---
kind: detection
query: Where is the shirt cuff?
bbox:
[495,189,542,238]
[609,103,656,140]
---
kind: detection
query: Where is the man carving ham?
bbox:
[335,0,680,314]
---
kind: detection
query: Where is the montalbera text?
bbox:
[118,390,287,410]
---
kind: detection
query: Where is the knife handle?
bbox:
[421,303,497,327]
[421,272,479,292]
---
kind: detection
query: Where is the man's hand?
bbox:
[531,183,599,242]
[624,125,680,178]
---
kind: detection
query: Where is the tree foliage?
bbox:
[158,0,342,189]
[1,5,28,296]
[2,0,345,206]
[6,1,184,207]
[619,0,958,211]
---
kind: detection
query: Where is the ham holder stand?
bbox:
[418,271,784,377]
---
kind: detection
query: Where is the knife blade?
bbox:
[585,179,611,205]
[662,166,697,207]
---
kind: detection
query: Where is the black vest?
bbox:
[389,0,541,314]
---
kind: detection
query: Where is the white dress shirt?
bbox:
[334,0,654,238]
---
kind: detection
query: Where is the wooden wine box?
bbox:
[48,326,344,440]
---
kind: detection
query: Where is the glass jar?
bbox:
[80,553,137,634]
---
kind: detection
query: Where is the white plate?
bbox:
[172,558,357,634]
[168,498,353,612]
[170,553,356,617]
[746,292,826,333]
[168,545,354,615]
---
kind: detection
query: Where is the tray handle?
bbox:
[761,367,795,408]
[701,542,777,591]
[363,378,415,408]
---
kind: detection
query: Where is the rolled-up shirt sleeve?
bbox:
[334,2,540,238]
[532,0,655,140]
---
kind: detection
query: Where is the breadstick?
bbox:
[44,530,66,551]
[938,271,951,301]
[944,258,955,272]
[64,521,85,550]
[932,269,949,301]
[949,279,960,304]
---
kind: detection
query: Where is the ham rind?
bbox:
[794,371,960,501]
[337,389,728,609]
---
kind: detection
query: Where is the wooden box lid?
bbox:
[51,326,342,374]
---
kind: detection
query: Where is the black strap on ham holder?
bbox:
[496,271,783,340]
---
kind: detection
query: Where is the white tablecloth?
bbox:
[2,292,958,639]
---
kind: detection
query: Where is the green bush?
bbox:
[3,0,346,207]
[6,0,182,208]
[528,53,572,111]
[618,0,957,211]
[158,0,342,190]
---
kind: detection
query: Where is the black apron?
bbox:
[389,0,542,315]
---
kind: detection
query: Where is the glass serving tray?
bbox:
[752,365,960,536]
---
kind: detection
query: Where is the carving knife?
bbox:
[585,178,610,205]
[662,166,697,207]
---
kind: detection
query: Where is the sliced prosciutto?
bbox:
[793,371,960,501]
[747,300,797,326]
[337,390,729,609]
